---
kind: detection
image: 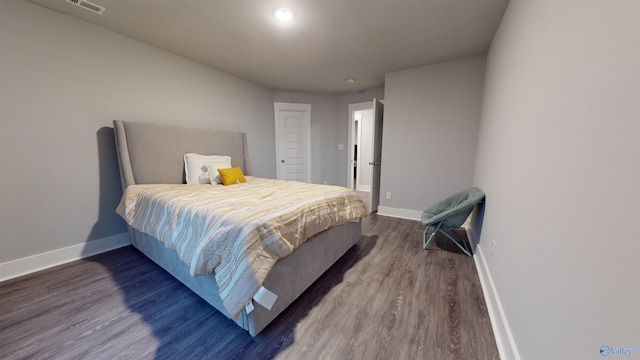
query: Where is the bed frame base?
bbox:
[129,221,361,336]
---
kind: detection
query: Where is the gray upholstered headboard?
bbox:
[113,120,251,189]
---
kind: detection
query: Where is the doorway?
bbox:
[274,102,311,182]
[348,99,383,213]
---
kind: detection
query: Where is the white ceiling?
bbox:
[29,0,508,94]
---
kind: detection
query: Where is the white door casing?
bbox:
[347,99,384,213]
[274,102,311,182]
[347,101,372,190]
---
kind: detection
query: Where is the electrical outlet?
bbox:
[385,192,391,200]
[491,240,497,256]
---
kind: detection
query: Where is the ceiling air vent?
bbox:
[65,0,105,15]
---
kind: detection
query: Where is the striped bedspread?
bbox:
[117,177,367,320]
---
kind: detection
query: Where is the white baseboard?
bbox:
[376,206,422,221]
[474,246,521,360]
[0,233,130,282]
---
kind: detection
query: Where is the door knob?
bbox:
[281,160,285,163]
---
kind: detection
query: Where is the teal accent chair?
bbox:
[422,187,485,256]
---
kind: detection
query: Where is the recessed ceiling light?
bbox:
[345,77,357,84]
[274,7,294,22]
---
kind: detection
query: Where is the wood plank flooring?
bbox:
[0,214,499,360]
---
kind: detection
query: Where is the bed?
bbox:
[113,120,366,336]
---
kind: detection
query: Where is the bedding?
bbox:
[183,153,231,184]
[216,166,246,185]
[117,176,367,320]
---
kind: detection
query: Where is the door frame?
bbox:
[274,102,311,182]
[347,101,374,190]
[348,99,383,213]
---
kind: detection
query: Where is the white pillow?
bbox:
[184,153,231,184]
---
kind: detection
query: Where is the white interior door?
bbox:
[369,99,384,212]
[356,109,374,192]
[274,102,311,182]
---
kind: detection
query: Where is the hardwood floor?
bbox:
[0,214,499,360]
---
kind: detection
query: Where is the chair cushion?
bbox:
[421,187,485,228]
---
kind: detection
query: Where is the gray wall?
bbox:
[474,1,640,358]
[379,56,486,214]
[0,0,274,263]
[0,0,385,267]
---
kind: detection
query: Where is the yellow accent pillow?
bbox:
[217,167,247,186]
